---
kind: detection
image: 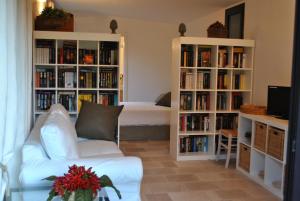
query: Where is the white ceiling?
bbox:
[54,0,241,23]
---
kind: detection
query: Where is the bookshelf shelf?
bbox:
[171,37,255,161]
[98,88,119,91]
[35,64,56,66]
[33,31,124,122]
[179,131,215,136]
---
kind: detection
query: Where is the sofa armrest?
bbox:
[20,156,143,187]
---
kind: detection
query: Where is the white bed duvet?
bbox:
[119,102,171,126]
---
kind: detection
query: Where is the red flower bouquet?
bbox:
[44,165,121,201]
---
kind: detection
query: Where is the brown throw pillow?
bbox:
[155,92,171,107]
[75,101,124,141]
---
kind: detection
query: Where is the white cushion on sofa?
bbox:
[40,113,79,160]
[78,140,123,158]
[49,104,70,120]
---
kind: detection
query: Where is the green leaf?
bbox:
[62,190,72,201]
[99,175,122,199]
[43,176,57,181]
[75,190,85,201]
[75,189,93,201]
[47,189,57,201]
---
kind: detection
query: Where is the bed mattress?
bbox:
[119,102,171,126]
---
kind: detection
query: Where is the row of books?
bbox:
[197,71,210,89]
[216,114,238,130]
[36,40,55,64]
[78,93,97,111]
[99,70,118,88]
[196,93,210,110]
[180,92,193,110]
[58,92,76,112]
[36,92,55,111]
[180,114,210,132]
[58,41,77,64]
[233,74,246,89]
[35,70,55,88]
[217,92,227,110]
[233,47,247,68]
[218,48,229,67]
[58,70,76,88]
[180,71,193,89]
[179,136,209,153]
[181,45,194,67]
[179,45,249,68]
[36,48,55,64]
[79,49,97,65]
[198,47,211,67]
[100,42,119,65]
[232,92,243,110]
[217,72,229,89]
[99,93,118,106]
[79,71,97,88]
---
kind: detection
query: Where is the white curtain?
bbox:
[0,0,32,200]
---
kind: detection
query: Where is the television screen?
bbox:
[267,86,291,119]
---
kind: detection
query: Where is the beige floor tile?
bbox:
[169,191,212,201]
[166,174,199,182]
[144,193,172,201]
[120,140,280,201]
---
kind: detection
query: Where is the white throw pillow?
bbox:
[40,113,79,160]
[49,104,70,120]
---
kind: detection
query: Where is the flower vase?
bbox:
[68,192,75,201]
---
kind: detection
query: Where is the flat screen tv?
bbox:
[267,86,291,120]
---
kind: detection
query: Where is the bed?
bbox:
[119,102,171,140]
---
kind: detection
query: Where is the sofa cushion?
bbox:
[78,140,123,158]
[75,101,124,141]
[155,92,171,107]
[22,113,49,162]
[49,104,70,120]
[40,112,79,160]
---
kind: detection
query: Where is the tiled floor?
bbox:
[120,140,280,201]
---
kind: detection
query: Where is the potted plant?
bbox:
[35,7,74,32]
[44,165,121,201]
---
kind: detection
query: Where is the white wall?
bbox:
[187,9,225,36]
[74,0,295,104]
[186,1,295,105]
[244,0,295,105]
[74,13,177,101]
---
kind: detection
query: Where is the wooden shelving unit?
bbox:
[237,112,288,199]
[33,31,124,121]
[170,37,255,161]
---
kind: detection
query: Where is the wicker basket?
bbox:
[207,21,228,38]
[240,104,267,115]
[35,14,74,32]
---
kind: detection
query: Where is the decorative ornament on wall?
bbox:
[110,19,118,34]
[178,23,186,37]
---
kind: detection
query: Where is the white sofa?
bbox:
[19,110,143,201]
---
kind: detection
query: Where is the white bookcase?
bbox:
[237,112,288,199]
[33,31,124,120]
[170,37,255,161]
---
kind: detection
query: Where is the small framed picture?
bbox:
[225,3,245,39]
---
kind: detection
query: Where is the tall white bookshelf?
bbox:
[170,37,255,160]
[33,31,124,120]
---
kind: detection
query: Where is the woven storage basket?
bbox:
[240,104,267,115]
[207,21,228,38]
